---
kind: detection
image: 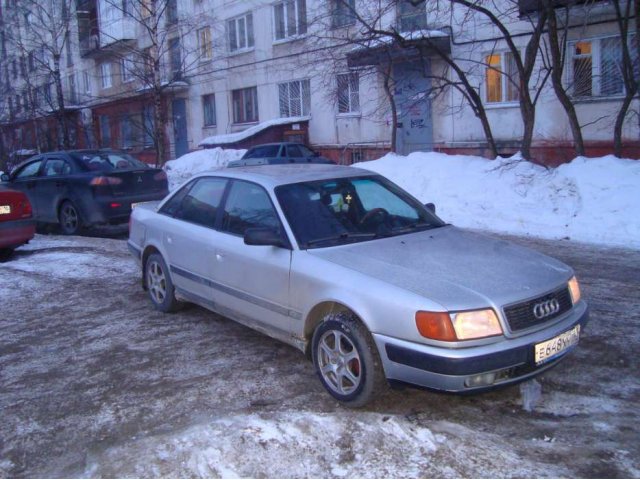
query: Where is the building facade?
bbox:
[0,0,637,169]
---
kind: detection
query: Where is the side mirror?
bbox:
[425,203,436,213]
[244,227,287,248]
[0,173,9,182]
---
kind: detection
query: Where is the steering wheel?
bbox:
[359,208,389,226]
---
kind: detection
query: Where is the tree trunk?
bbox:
[52,55,70,149]
[545,3,585,156]
[381,64,397,153]
[613,94,634,157]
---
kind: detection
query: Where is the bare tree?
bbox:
[5,0,77,150]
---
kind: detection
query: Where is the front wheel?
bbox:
[145,253,182,313]
[312,312,386,407]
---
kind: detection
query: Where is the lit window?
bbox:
[198,27,212,60]
[485,52,519,103]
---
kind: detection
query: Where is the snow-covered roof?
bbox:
[199,116,311,147]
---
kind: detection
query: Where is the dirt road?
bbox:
[0,232,638,477]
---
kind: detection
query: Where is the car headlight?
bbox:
[415,309,502,341]
[568,276,581,304]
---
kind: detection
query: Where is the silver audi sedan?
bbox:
[128,164,588,407]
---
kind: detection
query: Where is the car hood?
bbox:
[307,226,572,310]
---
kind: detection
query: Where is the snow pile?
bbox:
[164,148,246,190]
[359,152,640,248]
[199,116,310,147]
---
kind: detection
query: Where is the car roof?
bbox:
[192,164,375,188]
[247,142,304,148]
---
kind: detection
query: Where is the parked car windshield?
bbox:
[244,145,280,158]
[276,175,445,249]
[71,152,148,171]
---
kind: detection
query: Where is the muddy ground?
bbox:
[0,231,638,478]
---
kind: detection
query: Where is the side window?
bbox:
[15,160,42,179]
[43,158,71,176]
[175,177,227,228]
[159,182,193,217]
[221,181,280,236]
[287,145,303,157]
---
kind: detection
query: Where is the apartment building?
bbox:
[0,0,637,168]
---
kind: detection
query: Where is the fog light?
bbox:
[465,372,497,388]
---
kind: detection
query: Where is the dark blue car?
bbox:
[1,150,168,235]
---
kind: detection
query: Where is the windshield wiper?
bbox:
[304,232,376,247]
[391,221,437,236]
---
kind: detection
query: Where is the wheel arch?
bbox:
[303,300,367,359]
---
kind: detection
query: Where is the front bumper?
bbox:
[374,301,589,393]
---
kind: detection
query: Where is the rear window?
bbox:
[71,152,148,172]
[244,145,280,159]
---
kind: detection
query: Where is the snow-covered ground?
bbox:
[165,149,640,249]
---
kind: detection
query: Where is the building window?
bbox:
[398,0,427,32]
[68,73,77,104]
[121,115,138,148]
[227,13,254,52]
[337,72,360,113]
[232,86,258,124]
[121,54,135,83]
[568,36,636,98]
[278,79,310,117]
[202,94,216,126]
[198,27,212,60]
[169,37,182,80]
[274,0,307,41]
[485,52,519,103]
[100,115,111,147]
[166,0,178,24]
[101,62,112,88]
[143,106,154,147]
[332,0,355,28]
[83,71,91,94]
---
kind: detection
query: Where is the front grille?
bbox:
[503,286,572,332]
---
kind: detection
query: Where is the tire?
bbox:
[312,312,386,407]
[0,248,14,262]
[145,253,182,313]
[58,201,83,235]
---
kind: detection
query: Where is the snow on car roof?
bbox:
[189,164,375,188]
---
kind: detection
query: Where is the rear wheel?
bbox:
[312,312,386,407]
[0,248,14,262]
[58,201,83,235]
[145,253,182,313]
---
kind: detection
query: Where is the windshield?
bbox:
[276,175,444,249]
[71,152,148,171]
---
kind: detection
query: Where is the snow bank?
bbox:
[163,148,246,190]
[359,152,640,249]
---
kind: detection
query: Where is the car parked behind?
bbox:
[128,164,588,407]
[0,187,35,260]
[1,150,169,235]
[228,142,334,167]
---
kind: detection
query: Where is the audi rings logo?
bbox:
[533,298,560,319]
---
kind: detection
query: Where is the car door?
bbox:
[212,179,294,337]
[36,155,74,223]
[158,176,229,305]
[9,158,44,220]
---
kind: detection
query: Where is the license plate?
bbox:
[535,325,580,365]
[0,205,11,215]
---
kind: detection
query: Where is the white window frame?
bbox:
[337,72,360,115]
[273,0,307,42]
[83,70,91,94]
[198,26,212,60]
[121,54,135,83]
[101,62,112,89]
[567,34,635,99]
[278,79,310,117]
[484,51,520,105]
[227,13,254,53]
